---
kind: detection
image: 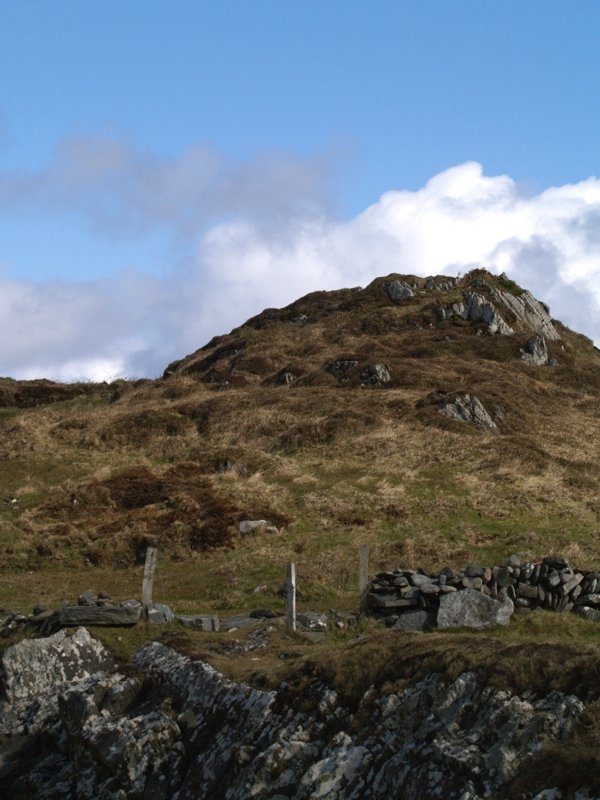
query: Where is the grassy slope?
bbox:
[2,270,600,617]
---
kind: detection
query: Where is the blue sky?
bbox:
[1,1,600,379]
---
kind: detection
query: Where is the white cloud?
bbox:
[1,155,600,381]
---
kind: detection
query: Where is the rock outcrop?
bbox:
[438,394,500,433]
[521,335,550,366]
[492,288,561,341]
[0,631,589,799]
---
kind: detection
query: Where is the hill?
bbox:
[1,267,600,614]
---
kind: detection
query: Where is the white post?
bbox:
[359,544,369,613]
[142,547,158,605]
[286,561,296,632]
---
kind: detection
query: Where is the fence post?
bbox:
[359,544,369,613]
[286,561,296,632]
[142,547,158,605]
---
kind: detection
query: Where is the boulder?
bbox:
[437,588,514,629]
[438,394,499,433]
[361,363,391,386]
[386,280,414,302]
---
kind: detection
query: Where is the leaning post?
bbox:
[286,561,297,632]
[359,544,369,614]
[142,547,158,605]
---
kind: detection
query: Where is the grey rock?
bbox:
[327,359,358,375]
[521,335,549,366]
[493,288,560,340]
[361,363,391,386]
[439,394,500,433]
[437,588,514,629]
[0,627,114,724]
[386,280,414,302]
[238,519,279,535]
[77,589,98,607]
[278,371,295,385]
[574,606,600,622]
[410,573,435,587]
[574,593,600,608]
[58,604,142,627]
[463,292,514,335]
[297,612,328,631]
[221,614,259,630]
[175,614,220,632]
[366,592,417,609]
[392,609,435,632]
[145,603,174,624]
[420,583,440,596]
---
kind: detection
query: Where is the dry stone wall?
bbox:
[366,555,600,630]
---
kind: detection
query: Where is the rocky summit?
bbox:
[2,267,600,797]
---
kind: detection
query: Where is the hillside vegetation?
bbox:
[2,268,600,615]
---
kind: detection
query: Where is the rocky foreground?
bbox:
[0,626,597,800]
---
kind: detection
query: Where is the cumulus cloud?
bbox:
[1,151,599,381]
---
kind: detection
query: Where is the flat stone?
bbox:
[410,574,435,587]
[574,593,600,608]
[462,577,483,591]
[221,615,259,631]
[465,565,485,578]
[517,582,539,600]
[558,573,584,596]
[58,604,142,627]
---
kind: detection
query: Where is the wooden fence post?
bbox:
[142,547,158,605]
[359,544,369,613]
[286,561,296,632]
